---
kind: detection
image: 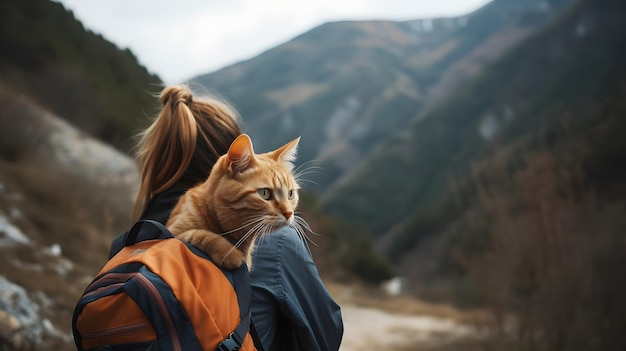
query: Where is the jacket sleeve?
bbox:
[250,227,343,351]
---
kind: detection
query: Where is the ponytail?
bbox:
[132,85,242,220]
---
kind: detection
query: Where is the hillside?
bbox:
[0,86,138,350]
[0,0,162,151]
[191,0,573,193]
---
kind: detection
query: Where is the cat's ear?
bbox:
[272,136,300,168]
[228,134,255,173]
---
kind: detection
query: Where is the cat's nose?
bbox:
[282,211,293,220]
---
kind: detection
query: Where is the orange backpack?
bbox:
[72,220,257,351]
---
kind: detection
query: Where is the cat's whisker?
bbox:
[294,161,323,189]
[232,221,265,249]
[294,167,323,179]
[255,226,274,246]
[234,231,255,250]
[294,226,317,249]
[236,215,266,228]
[249,219,291,249]
[219,216,265,236]
[294,159,322,175]
[290,223,314,259]
[294,215,321,237]
[290,224,306,261]
[232,216,276,250]
[253,229,267,247]
[294,166,324,178]
[292,215,318,250]
[295,167,323,182]
[293,220,317,259]
[219,231,252,266]
[296,179,319,187]
[218,217,268,263]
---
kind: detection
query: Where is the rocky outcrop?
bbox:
[0,276,65,350]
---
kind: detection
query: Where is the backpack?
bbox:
[72,220,258,351]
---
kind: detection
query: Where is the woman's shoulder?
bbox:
[252,226,313,270]
[257,226,307,252]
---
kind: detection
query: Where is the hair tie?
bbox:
[175,95,193,106]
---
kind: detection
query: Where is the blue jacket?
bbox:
[250,228,344,351]
[109,189,344,351]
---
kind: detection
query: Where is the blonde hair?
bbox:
[132,85,242,220]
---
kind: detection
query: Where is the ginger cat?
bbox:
[166,134,302,270]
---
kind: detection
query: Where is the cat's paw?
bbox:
[216,249,245,270]
[175,229,244,270]
[176,231,194,243]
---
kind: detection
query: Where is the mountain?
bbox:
[191,0,574,193]
[324,0,626,289]
[307,1,626,346]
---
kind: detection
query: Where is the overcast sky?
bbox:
[55,0,491,84]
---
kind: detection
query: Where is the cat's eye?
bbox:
[258,188,272,200]
[288,189,295,199]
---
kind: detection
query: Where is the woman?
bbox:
[109,84,343,351]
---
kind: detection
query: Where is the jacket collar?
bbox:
[140,188,187,224]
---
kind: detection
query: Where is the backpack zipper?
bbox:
[81,282,125,299]
[85,272,137,293]
[134,273,183,351]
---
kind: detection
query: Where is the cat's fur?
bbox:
[166,134,301,270]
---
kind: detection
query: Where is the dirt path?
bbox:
[339,303,473,351]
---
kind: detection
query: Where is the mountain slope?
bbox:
[322,0,626,263]
[192,0,573,192]
[0,0,162,151]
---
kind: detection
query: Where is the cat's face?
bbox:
[209,134,301,236]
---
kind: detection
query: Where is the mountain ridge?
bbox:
[191,0,572,196]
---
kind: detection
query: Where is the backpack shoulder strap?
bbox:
[125,219,174,246]
[216,310,251,351]
[217,263,266,351]
[216,262,259,351]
